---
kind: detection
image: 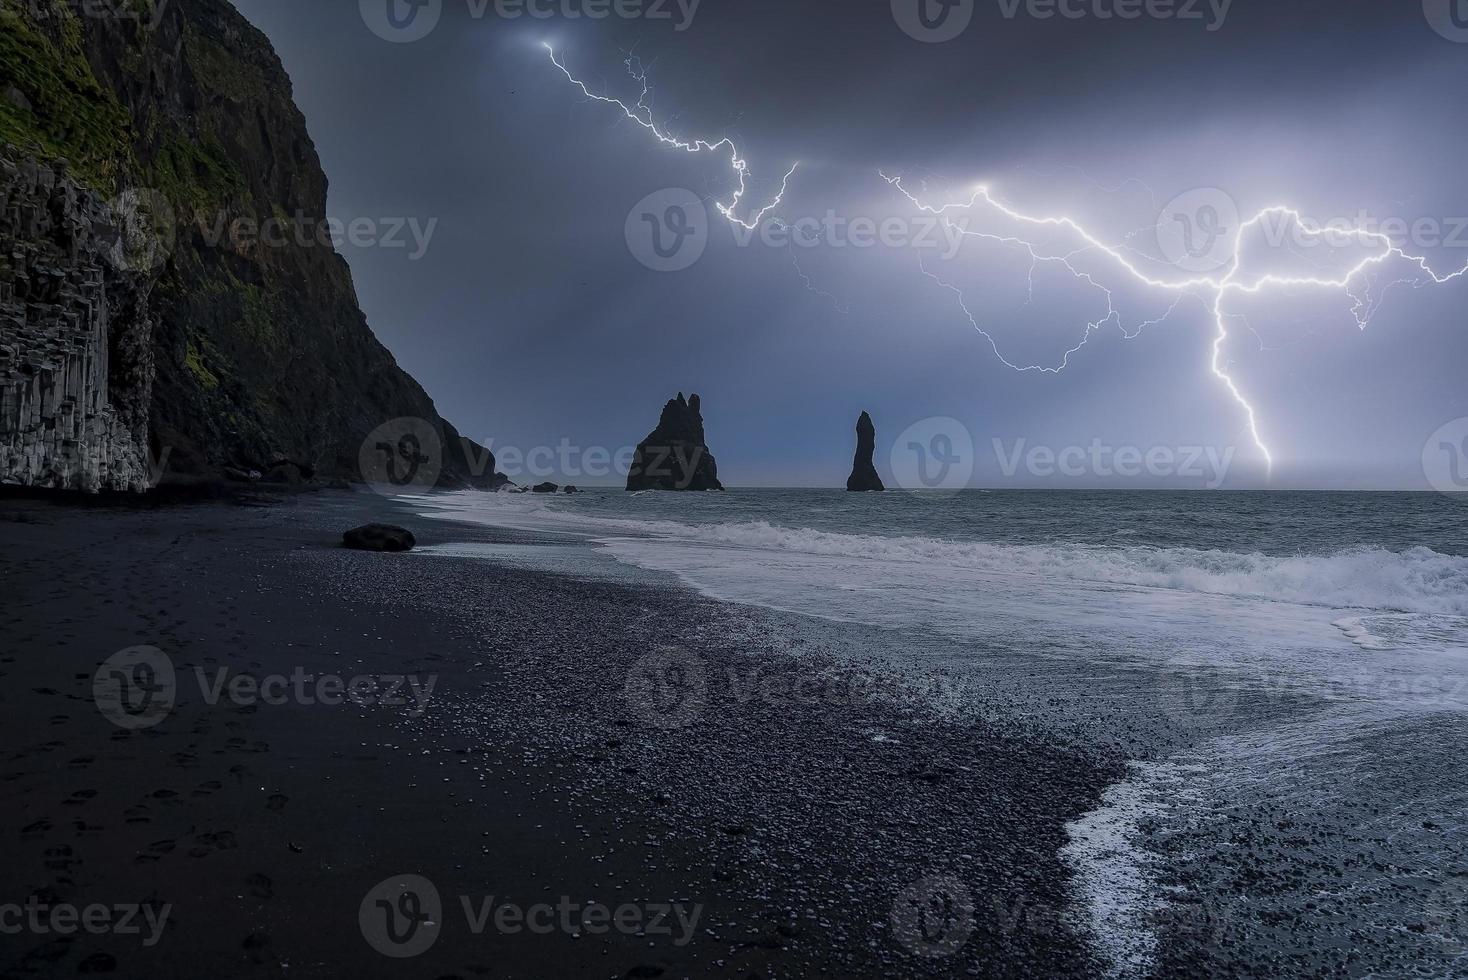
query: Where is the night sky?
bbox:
[230,0,1468,488]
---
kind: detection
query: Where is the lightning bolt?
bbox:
[885,175,1468,471]
[544,44,796,231]
[544,46,1468,476]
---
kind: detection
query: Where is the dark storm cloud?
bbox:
[230,0,1468,488]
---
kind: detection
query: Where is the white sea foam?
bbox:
[422,494,1468,620]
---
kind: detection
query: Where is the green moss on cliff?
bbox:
[0,0,135,188]
[184,341,219,391]
[148,137,245,213]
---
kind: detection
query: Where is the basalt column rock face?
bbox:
[627,393,723,491]
[0,154,155,492]
[0,0,505,491]
[846,411,885,492]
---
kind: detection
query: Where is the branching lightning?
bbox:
[544,44,796,231]
[884,175,1468,471]
[544,45,1468,476]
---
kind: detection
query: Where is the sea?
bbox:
[411,488,1468,977]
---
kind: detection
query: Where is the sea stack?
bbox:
[627,393,724,491]
[846,411,885,492]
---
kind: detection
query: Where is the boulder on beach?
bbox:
[627,393,724,491]
[342,524,416,552]
[846,411,885,492]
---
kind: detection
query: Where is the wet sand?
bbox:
[1,490,1121,978]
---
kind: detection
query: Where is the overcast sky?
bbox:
[230,0,1468,488]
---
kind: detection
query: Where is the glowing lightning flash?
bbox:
[884,175,1468,471]
[544,45,1468,475]
[544,45,796,231]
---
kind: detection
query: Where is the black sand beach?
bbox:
[1,491,1123,978]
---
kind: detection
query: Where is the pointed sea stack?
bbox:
[627,393,724,491]
[846,411,885,492]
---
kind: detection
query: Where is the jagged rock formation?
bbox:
[627,393,723,491]
[0,153,155,491]
[846,411,885,492]
[0,0,503,491]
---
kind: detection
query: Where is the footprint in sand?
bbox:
[42,845,75,871]
[188,830,238,857]
[266,794,288,812]
[62,789,97,807]
[134,839,177,864]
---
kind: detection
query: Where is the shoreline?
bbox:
[2,490,1123,977]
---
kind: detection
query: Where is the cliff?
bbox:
[846,411,884,492]
[0,0,502,491]
[627,392,723,491]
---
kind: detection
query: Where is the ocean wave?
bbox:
[422,495,1468,617]
[619,521,1468,617]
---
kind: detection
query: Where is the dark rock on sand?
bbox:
[342,524,416,552]
[627,393,724,491]
[532,482,559,494]
[846,411,885,492]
